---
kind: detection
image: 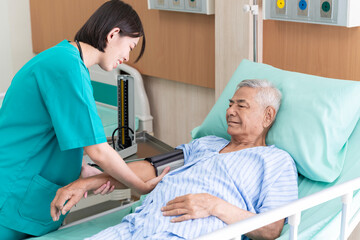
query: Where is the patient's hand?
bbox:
[161,193,218,222]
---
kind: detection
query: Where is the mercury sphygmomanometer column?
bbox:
[115,74,137,158]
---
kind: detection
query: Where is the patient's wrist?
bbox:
[210,197,240,223]
[211,197,224,218]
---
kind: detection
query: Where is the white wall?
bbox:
[215,0,252,100]
[143,76,215,147]
[144,0,255,146]
[0,0,35,93]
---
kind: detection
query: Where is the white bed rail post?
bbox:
[288,212,301,240]
[340,192,353,240]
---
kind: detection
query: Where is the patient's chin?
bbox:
[227,127,239,136]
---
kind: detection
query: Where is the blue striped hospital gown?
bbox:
[87,135,298,240]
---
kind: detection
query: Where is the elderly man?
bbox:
[51,79,298,240]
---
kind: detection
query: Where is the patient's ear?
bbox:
[263,106,276,129]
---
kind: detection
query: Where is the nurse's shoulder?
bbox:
[33,40,83,70]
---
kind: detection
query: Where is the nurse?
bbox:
[0,1,167,239]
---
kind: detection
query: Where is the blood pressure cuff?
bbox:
[145,149,184,176]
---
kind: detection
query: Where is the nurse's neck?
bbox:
[70,41,101,68]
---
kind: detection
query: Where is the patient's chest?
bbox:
[160,147,268,212]
[128,136,292,239]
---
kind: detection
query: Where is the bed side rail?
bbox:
[196,176,360,240]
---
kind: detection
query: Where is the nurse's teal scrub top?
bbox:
[0,40,107,236]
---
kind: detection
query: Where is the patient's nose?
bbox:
[227,105,236,116]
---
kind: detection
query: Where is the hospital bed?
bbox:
[23,59,360,239]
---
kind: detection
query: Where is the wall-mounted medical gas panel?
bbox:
[264,0,360,27]
[148,0,214,15]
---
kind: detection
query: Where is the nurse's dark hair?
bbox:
[74,0,145,62]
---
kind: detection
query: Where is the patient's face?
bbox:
[226,87,266,140]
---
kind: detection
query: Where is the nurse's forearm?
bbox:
[82,160,157,191]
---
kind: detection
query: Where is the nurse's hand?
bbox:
[81,163,102,178]
[140,167,170,194]
[81,163,115,197]
[50,179,87,221]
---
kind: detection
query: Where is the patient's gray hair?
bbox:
[236,79,282,113]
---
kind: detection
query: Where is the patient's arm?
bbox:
[86,160,158,189]
[162,193,284,240]
[211,196,284,240]
[51,161,167,221]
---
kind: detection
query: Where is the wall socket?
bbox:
[297,0,309,16]
[276,0,287,15]
[148,0,214,14]
[169,0,184,9]
[155,0,167,8]
[320,0,332,18]
[185,0,201,11]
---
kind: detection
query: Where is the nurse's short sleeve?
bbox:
[39,60,106,151]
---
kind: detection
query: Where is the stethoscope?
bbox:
[75,40,83,61]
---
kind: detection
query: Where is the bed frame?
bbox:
[50,174,360,240]
[196,177,360,240]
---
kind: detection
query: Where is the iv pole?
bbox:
[244,0,259,62]
[253,0,258,62]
